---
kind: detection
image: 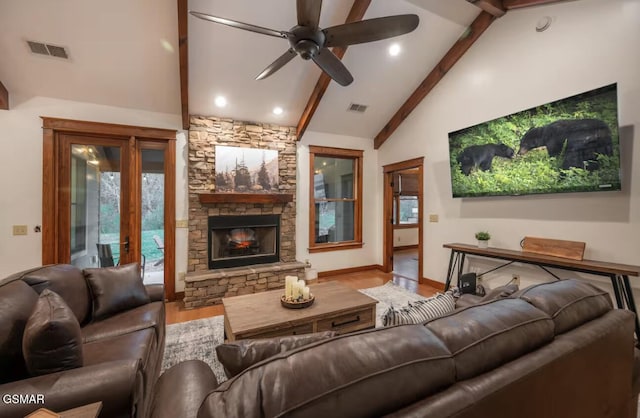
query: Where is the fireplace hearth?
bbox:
[208,214,280,269]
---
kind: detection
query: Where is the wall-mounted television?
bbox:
[448,84,621,198]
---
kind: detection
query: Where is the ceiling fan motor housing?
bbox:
[289,25,325,60]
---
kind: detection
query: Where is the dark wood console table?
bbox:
[443,242,640,338]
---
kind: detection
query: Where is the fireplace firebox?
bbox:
[208,215,280,269]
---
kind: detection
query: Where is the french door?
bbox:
[42,118,176,300]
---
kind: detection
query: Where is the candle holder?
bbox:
[280,294,315,309]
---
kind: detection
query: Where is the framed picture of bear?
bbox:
[448,83,621,198]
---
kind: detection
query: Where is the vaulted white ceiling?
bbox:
[0,0,481,138]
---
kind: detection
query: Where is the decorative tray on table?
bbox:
[280,295,315,309]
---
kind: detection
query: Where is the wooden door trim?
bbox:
[382,158,424,285]
[42,117,177,140]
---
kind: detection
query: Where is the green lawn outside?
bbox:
[100,229,164,264]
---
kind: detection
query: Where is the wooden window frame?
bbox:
[308,146,363,253]
[393,195,419,229]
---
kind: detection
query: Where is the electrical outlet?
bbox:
[512,274,520,286]
[176,220,188,228]
[428,214,439,223]
[13,225,28,236]
[178,272,186,282]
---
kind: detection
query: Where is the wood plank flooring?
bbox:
[166,268,440,325]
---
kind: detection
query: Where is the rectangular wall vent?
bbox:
[348,103,368,113]
[26,40,69,59]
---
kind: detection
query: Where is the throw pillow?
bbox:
[382,291,456,327]
[22,289,83,376]
[84,263,150,321]
[216,331,336,378]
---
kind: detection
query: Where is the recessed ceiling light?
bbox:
[388,43,401,57]
[273,106,284,115]
[215,96,227,108]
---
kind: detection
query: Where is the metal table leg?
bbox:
[445,250,456,291]
[620,275,640,340]
[609,274,624,309]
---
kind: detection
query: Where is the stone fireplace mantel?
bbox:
[198,192,294,205]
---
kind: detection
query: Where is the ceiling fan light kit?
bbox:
[190,0,420,87]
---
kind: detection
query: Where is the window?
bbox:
[392,171,419,227]
[309,146,363,252]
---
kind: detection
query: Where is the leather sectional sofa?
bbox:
[152,279,639,418]
[0,264,165,418]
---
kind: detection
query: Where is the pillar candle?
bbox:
[285,276,294,299]
[303,286,310,300]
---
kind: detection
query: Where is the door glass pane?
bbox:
[141,149,165,284]
[70,144,121,269]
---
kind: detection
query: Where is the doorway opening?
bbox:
[382,158,424,284]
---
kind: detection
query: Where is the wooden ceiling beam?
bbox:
[177,0,189,130]
[296,0,372,140]
[0,81,8,110]
[466,0,506,17]
[503,0,572,9]
[374,11,496,149]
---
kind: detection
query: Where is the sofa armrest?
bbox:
[146,284,165,302]
[150,360,218,418]
[0,360,142,418]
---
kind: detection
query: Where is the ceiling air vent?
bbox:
[348,103,368,113]
[26,40,69,59]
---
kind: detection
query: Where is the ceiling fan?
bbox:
[190,0,419,86]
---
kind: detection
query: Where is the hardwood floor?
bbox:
[393,248,419,280]
[165,268,440,325]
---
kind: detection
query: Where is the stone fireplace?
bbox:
[183,116,305,308]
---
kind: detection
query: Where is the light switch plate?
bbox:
[13,225,28,235]
[428,214,439,223]
[176,220,188,228]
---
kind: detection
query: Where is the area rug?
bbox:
[162,281,428,384]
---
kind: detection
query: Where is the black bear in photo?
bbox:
[457,143,515,176]
[517,119,613,171]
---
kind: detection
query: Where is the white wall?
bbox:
[378,0,640,291]
[0,94,187,291]
[394,228,419,247]
[296,131,381,272]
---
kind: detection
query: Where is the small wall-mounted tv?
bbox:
[448,84,621,198]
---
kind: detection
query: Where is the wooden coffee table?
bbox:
[223,281,377,341]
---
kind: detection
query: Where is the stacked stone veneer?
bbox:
[184,116,300,308]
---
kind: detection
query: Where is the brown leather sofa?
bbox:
[151,279,639,418]
[0,264,165,418]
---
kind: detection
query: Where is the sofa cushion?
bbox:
[84,263,150,321]
[19,264,91,325]
[518,279,612,335]
[425,298,555,381]
[216,331,336,378]
[22,289,83,376]
[382,291,456,327]
[199,325,455,418]
[81,301,164,344]
[0,280,39,383]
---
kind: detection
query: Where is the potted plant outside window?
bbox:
[475,231,491,248]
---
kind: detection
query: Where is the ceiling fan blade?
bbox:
[255,49,297,80]
[312,48,353,87]
[323,14,419,47]
[190,10,289,39]
[297,0,322,29]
